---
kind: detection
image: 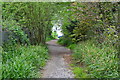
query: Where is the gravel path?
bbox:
[42,40,74,78]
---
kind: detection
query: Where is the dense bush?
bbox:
[57,2,119,49]
[72,40,119,78]
[46,35,55,42]
[2,45,49,78]
[67,44,76,50]
[58,36,73,46]
[2,2,58,45]
[2,19,29,45]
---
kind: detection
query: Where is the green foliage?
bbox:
[2,2,119,78]
[56,2,119,47]
[67,44,76,50]
[72,40,119,78]
[73,67,88,78]
[2,2,57,45]
[57,36,73,46]
[2,2,56,78]
[2,45,49,78]
[56,3,119,78]
[51,31,58,39]
[2,18,29,45]
[46,36,55,42]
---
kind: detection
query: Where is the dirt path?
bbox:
[42,40,74,78]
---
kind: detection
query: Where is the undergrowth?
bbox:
[57,36,73,47]
[2,44,49,78]
[46,36,55,42]
[72,40,119,78]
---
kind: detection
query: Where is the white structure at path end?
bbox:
[52,23,63,37]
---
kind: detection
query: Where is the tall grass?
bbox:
[2,45,49,78]
[72,40,119,78]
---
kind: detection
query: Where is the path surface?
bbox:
[42,40,74,78]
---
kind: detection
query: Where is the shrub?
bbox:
[68,44,76,50]
[2,19,29,45]
[57,36,73,46]
[2,45,49,78]
[72,40,119,78]
[46,36,55,42]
